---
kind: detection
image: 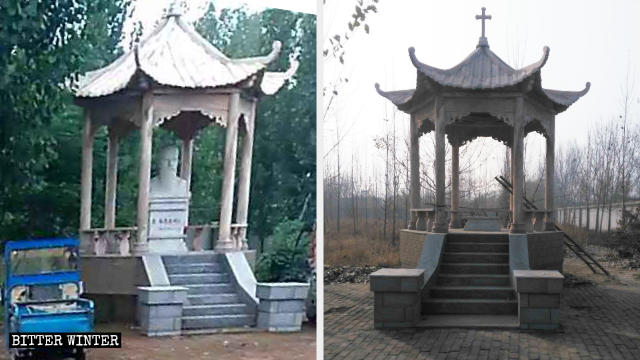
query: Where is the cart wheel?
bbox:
[61,348,84,360]
[10,349,27,360]
[75,349,86,360]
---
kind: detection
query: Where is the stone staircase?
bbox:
[162,253,256,330]
[423,232,517,315]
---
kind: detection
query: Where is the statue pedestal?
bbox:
[148,196,189,253]
[464,216,501,232]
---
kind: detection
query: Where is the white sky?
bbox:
[323,0,640,191]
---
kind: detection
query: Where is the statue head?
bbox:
[158,146,179,180]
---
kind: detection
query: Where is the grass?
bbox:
[324,219,400,267]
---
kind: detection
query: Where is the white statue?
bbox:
[148,145,190,253]
[150,146,188,197]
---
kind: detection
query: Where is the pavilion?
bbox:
[71,7,301,331]
[376,7,589,234]
[74,8,297,255]
[371,7,589,329]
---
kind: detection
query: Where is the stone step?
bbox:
[446,242,508,253]
[162,253,223,265]
[168,273,229,285]
[447,233,508,244]
[439,263,509,275]
[165,263,224,275]
[443,252,509,263]
[187,293,239,305]
[417,314,519,329]
[436,274,510,286]
[423,298,518,315]
[183,303,250,317]
[183,283,235,295]
[182,314,255,329]
[430,286,515,300]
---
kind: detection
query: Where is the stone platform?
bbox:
[399,229,563,271]
[80,250,256,323]
[389,230,566,330]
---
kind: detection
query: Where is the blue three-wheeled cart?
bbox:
[2,238,94,359]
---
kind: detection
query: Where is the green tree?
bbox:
[0,0,131,239]
[195,6,317,244]
[0,1,316,250]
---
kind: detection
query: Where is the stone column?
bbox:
[104,128,119,229]
[449,143,462,228]
[544,120,555,231]
[409,114,420,230]
[235,101,257,250]
[433,107,448,233]
[133,92,154,254]
[509,148,513,224]
[80,110,95,231]
[216,92,241,252]
[510,97,526,233]
[180,137,194,191]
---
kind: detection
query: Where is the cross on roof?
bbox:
[475,7,492,39]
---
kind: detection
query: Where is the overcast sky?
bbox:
[323,0,640,189]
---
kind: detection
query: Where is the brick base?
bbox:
[370,268,424,328]
[514,270,563,330]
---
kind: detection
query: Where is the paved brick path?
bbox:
[0,324,316,359]
[325,281,640,359]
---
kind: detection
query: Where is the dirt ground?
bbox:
[0,323,316,360]
[564,247,640,288]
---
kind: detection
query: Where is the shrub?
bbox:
[611,206,640,259]
[255,219,311,282]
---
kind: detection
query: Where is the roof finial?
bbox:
[475,7,492,47]
[165,0,183,18]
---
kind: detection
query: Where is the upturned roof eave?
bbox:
[73,15,283,98]
[406,45,550,90]
[540,82,591,113]
[376,79,591,115]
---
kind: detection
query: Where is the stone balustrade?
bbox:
[80,227,136,255]
[81,222,248,255]
[524,209,552,232]
[513,270,563,330]
[231,223,248,250]
[185,223,218,251]
[370,268,425,328]
[410,208,435,231]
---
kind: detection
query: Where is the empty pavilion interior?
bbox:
[373,8,589,329]
[72,7,299,333]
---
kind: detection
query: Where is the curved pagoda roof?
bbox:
[376,22,589,114]
[75,12,297,98]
